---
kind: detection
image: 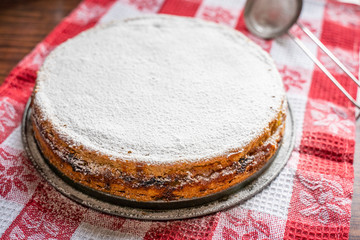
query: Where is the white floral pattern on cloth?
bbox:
[0,98,16,133]
[212,208,286,240]
[73,2,107,25]
[127,0,161,11]
[5,183,87,239]
[0,147,39,201]
[200,6,235,25]
[307,99,355,137]
[297,173,351,225]
[325,2,360,28]
[279,65,307,93]
[318,46,359,75]
[222,210,271,240]
[12,206,62,239]
[0,98,24,143]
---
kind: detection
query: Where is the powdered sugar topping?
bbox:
[34,15,285,164]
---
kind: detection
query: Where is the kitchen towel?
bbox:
[0,0,359,239]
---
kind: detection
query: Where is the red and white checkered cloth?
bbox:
[0,0,359,239]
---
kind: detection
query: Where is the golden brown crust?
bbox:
[31,100,286,201]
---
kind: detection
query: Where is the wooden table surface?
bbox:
[0,0,359,238]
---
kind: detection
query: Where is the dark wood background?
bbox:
[0,0,81,80]
[0,0,359,238]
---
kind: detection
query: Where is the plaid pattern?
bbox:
[0,0,359,239]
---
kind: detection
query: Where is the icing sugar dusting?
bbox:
[34,15,285,163]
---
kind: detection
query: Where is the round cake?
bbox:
[31,15,287,202]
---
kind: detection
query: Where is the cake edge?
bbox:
[31,100,286,201]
